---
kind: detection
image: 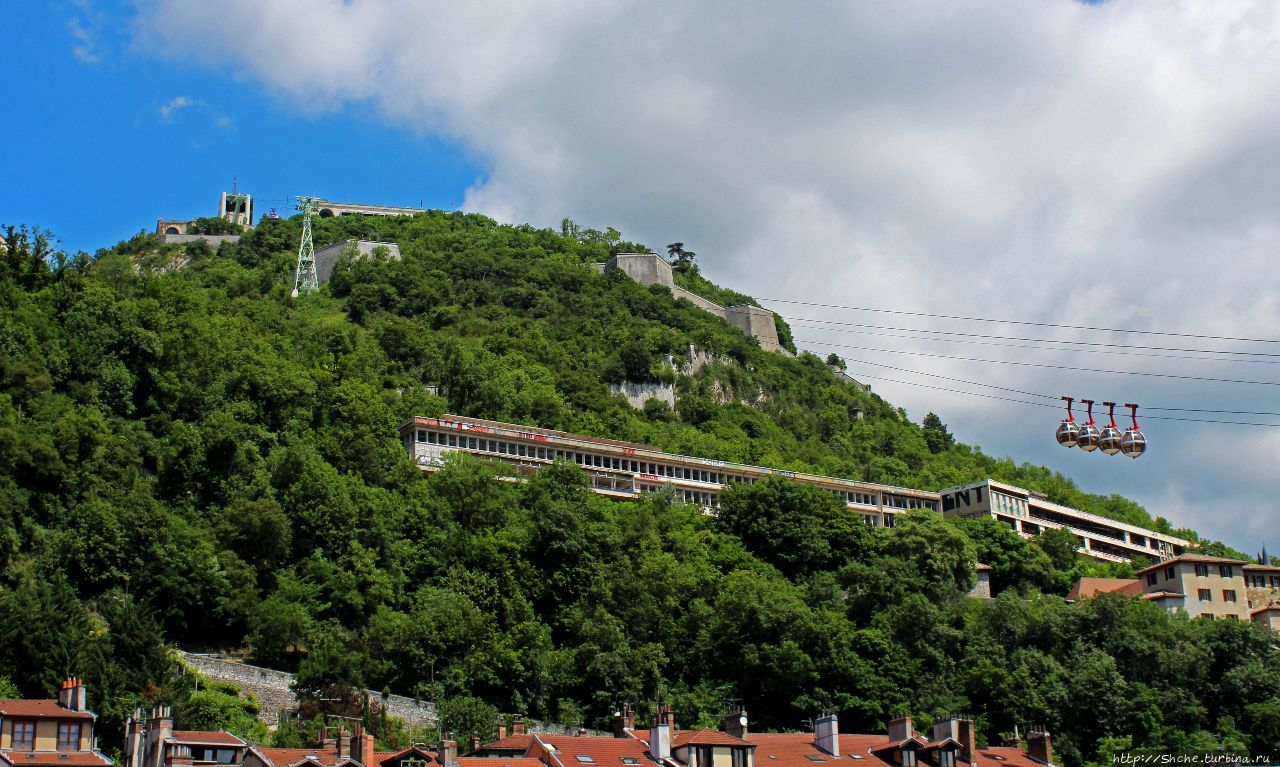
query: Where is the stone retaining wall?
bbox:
[177,652,436,729]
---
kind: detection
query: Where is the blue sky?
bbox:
[7,1,1280,554]
[2,2,480,254]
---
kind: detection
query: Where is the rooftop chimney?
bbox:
[512,716,526,736]
[888,714,913,743]
[814,714,839,757]
[355,724,375,767]
[721,706,748,740]
[438,739,458,767]
[957,718,977,760]
[650,720,672,761]
[58,677,87,712]
[929,719,958,744]
[614,704,637,738]
[338,731,352,759]
[651,705,675,760]
[1027,729,1053,765]
[498,725,508,740]
[469,734,481,754]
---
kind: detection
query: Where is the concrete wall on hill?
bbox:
[603,253,787,353]
[158,234,242,247]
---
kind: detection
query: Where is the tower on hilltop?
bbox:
[292,196,320,297]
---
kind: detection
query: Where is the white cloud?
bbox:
[67,0,104,63]
[157,95,234,130]
[131,0,1280,551]
[158,95,197,122]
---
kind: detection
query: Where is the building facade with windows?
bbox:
[0,678,110,767]
[938,479,1189,564]
[399,415,940,529]
[1137,555,1253,621]
[400,416,1188,565]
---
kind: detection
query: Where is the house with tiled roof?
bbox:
[244,724,386,767]
[125,707,249,767]
[475,705,1057,767]
[0,678,112,767]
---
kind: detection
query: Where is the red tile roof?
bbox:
[1142,591,1185,600]
[537,735,655,764]
[0,751,112,767]
[974,746,1049,767]
[673,730,752,748]
[479,737,536,753]
[459,759,546,767]
[1243,563,1280,572]
[0,700,96,720]
[253,748,360,767]
[171,732,247,746]
[1067,578,1142,601]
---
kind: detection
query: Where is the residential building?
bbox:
[399,416,1189,565]
[1136,555,1252,621]
[938,479,1189,564]
[0,678,111,767]
[125,707,248,767]
[474,705,1057,767]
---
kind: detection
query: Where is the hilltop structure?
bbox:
[157,190,254,241]
[398,415,1189,565]
[598,253,785,353]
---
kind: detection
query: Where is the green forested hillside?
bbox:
[0,218,1274,767]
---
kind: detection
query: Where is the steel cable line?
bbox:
[763,297,1280,344]
[833,355,1280,417]
[800,339,1280,387]
[846,370,1280,427]
[784,316,1280,358]
[786,321,1280,365]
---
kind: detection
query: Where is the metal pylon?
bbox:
[292,196,320,297]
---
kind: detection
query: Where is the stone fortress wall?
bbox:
[601,253,785,353]
[177,652,601,736]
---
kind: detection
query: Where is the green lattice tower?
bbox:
[292,196,320,297]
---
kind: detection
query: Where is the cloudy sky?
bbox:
[6,0,1280,553]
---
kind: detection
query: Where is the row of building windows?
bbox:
[414,428,935,511]
[9,720,81,751]
[991,492,1027,517]
[1248,574,1280,588]
[1197,588,1238,603]
[1194,563,1237,578]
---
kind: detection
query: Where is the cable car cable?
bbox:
[845,371,1280,427]
[800,339,1280,387]
[783,316,1280,358]
[786,321,1280,364]
[830,355,1280,417]
[764,297,1280,344]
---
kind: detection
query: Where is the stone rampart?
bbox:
[671,286,726,317]
[177,652,436,729]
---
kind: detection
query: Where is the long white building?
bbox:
[398,415,1190,563]
[938,479,1188,563]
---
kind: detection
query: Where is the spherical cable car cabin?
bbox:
[1098,401,1124,456]
[1055,396,1080,448]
